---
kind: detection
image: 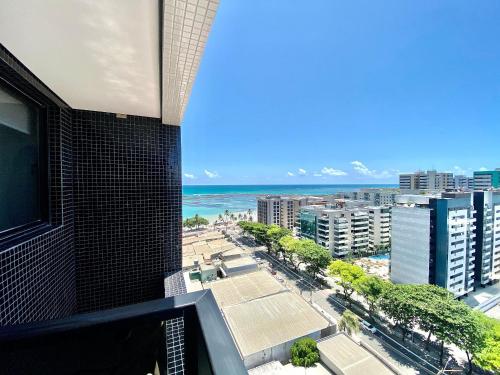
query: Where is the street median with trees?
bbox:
[238,220,499,374]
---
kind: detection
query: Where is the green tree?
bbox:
[303,243,332,279]
[450,310,487,374]
[328,260,365,306]
[192,214,209,229]
[354,275,388,319]
[290,337,320,367]
[266,225,291,256]
[339,309,360,336]
[278,235,299,265]
[474,315,500,373]
[379,284,418,342]
[182,217,195,229]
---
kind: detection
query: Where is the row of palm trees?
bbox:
[214,209,254,230]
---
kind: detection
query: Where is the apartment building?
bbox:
[391,193,476,297]
[368,206,391,251]
[454,175,474,190]
[340,188,398,206]
[257,195,326,229]
[399,170,454,191]
[474,169,500,190]
[299,206,371,257]
[473,191,500,286]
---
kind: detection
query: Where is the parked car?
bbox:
[361,320,377,333]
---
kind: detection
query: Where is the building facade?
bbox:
[474,169,500,190]
[391,193,476,297]
[299,206,374,257]
[340,189,398,206]
[399,170,454,192]
[454,175,474,190]
[368,206,391,251]
[473,191,500,286]
[257,195,325,230]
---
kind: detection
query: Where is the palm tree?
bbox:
[230,213,236,222]
[238,213,242,220]
[338,310,360,337]
[218,213,223,222]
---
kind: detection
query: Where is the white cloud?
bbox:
[321,167,347,176]
[298,168,307,175]
[313,173,322,177]
[204,169,219,178]
[351,161,392,179]
[479,166,488,171]
[453,166,466,175]
[184,173,196,179]
[287,171,295,177]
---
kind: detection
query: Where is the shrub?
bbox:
[290,337,320,367]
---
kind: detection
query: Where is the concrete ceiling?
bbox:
[0,0,219,124]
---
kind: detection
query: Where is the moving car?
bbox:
[361,320,377,333]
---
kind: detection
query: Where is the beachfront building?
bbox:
[399,170,454,192]
[474,169,500,190]
[257,195,326,230]
[299,206,371,257]
[391,193,476,297]
[473,191,500,286]
[368,206,391,252]
[454,175,474,190]
[339,188,398,206]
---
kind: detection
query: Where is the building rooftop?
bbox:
[318,334,396,375]
[223,291,330,357]
[206,270,285,307]
[222,255,258,270]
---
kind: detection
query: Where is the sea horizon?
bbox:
[182,183,397,220]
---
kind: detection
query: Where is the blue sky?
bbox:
[181,0,500,185]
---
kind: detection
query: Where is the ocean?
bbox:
[182,184,396,220]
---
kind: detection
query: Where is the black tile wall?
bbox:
[1,44,183,325]
[73,110,182,312]
[0,45,76,326]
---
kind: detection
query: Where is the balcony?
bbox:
[0,290,246,374]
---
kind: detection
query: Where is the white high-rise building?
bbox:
[473,191,500,285]
[454,175,474,190]
[368,206,391,251]
[257,196,326,230]
[391,193,476,297]
[299,206,384,257]
[399,170,454,192]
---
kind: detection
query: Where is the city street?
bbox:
[228,229,466,375]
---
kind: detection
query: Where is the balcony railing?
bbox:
[0,289,247,375]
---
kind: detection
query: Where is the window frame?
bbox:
[0,77,50,247]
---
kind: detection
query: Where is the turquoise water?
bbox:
[182,184,396,219]
[369,253,390,261]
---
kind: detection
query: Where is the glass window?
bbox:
[0,82,44,235]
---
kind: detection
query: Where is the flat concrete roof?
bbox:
[222,256,257,269]
[318,334,395,375]
[223,292,329,357]
[206,271,286,307]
